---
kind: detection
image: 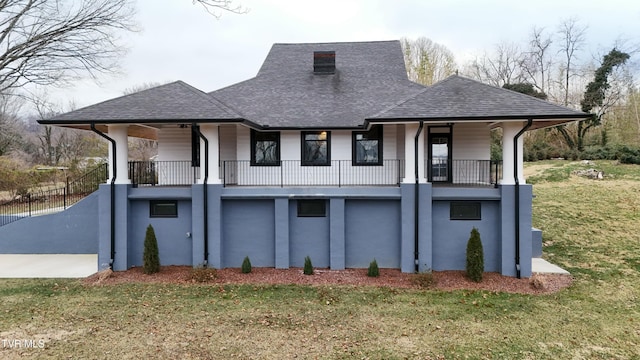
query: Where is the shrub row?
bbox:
[525,144,640,164]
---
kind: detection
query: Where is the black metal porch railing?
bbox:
[129,161,199,187]
[0,163,108,227]
[222,160,404,187]
[426,159,502,187]
[127,159,501,188]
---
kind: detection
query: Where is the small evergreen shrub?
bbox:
[143,224,160,274]
[189,266,218,283]
[367,259,380,277]
[303,256,314,275]
[466,227,484,282]
[241,256,252,274]
[411,270,435,289]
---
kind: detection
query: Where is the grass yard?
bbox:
[1,160,639,359]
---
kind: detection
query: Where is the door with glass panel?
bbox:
[429,133,451,183]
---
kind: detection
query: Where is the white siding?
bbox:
[154,126,196,185]
[281,131,300,160]
[219,125,237,161]
[227,127,401,186]
[331,130,351,161]
[157,126,192,161]
[236,126,251,160]
[452,123,490,160]
[383,125,397,160]
[396,124,405,160]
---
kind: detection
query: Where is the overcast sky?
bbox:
[43,0,640,112]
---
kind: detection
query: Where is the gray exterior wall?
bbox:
[127,200,193,267]
[344,200,401,268]
[221,199,276,268]
[289,200,330,267]
[0,193,99,254]
[431,200,501,272]
[14,181,534,277]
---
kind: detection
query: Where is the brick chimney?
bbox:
[313,51,335,74]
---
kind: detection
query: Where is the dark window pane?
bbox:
[302,131,330,165]
[251,131,280,166]
[450,202,481,220]
[297,200,326,217]
[150,200,178,218]
[353,125,382,165]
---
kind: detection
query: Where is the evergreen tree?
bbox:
[466,227,484,282]
[143,224,160,274]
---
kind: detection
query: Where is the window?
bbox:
[353,125,383,165]
[302,131,330,166]
[297,200,327,217]
[450,202,481,220]
[150,200,178,218]
[251,130,280,166]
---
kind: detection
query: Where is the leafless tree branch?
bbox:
[192,0,248,18]
[0,0,137,95]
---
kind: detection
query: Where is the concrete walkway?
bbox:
[0,254,97,278]
[532,258,570,275]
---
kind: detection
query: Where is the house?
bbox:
[26,40,587,278]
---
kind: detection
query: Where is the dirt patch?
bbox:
[524,163,557,178]
[84,266,572,295]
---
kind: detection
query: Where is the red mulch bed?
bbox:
[84,266,572,295]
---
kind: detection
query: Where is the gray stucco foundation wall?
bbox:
[400,184,432,273]
[0,192,99,254]
[127,200,193,267]
[344,199,401,268]
[289,200,330,267]
[191,185,224,268]
[431,200,501,272]
[500,185,533,277]
[221,199,275,268]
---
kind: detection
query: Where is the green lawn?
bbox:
[1,160,639,359]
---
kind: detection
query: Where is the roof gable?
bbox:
[210,41,426,128]
[369,75,588,125]
[42,81,243,124]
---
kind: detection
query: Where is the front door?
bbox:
[429,133,451,183]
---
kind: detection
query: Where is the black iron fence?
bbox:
[426,159,502,187]
[129,161,199,187]
[222,160,404,187]
[0,163,108,227]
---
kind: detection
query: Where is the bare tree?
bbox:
[557,18,587,107]
[401,37,457,86]
[465,42,524,87]
[0,93,24,156]
[193,0,248,18]
[0,0,137,96]
[521,26,553,94]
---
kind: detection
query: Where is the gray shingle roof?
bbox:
[369,75,589,122]
[40,81,244,124]
[210,41,426,128]
[40,42,588,132]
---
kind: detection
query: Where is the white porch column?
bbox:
[107,124,130,184]
[402,123,426,184]
[501,121,526,185]
[198,124,220,184]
